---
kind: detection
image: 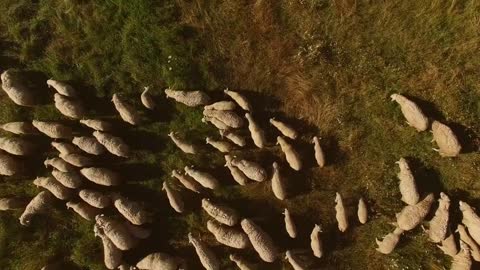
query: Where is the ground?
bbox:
[0,0,479,269]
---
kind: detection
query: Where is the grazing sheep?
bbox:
[241,218,278,263]
[136,252,184,270]
[32,120,72,139]
[376,227,404,254]
[95,215,138,250]
[171,170,202,193]
[207,220,249,249]
[283,208,297,238]
[285,251,306,270]
[72,136,106,155]
[54,93,85,119]
[203,109,244,128]
[141,87,156,110]
[358,198,368,224]
[460,201,480,247]
[245,113,266,148]
[277,136,302,171]
[94,225,123,270]
[66,201,101,221]
[112,94,141,125]
[312,136,326,168]
[51,141,79,155]
[93,131,130,158]
[33,176,72,200]
[79,119,112,132]
[0,197,25,210]
[432,121,462,157]
[165,88,211,107]
[219,129,247,147]
[188,233,220,270]
[229,254,253,270]
[224,89,251,111]
[230,158,267,182]
[270,118,298,139]
[1,122,37,134]
[202,116,230,130]
[184,166,219,190]
[310,224,323,258]
[1,70,36,106]
[19,191,54,226]
[60,153,93,167]
[0,152,23,176]
[427,192,450,243]
[335,193,349,232]
[451,240,472,270]
[271,162,287,200]
[79,189,111,208]
[202,199,239,226]
[206,137,234,153]
[113,196,151,225]
[0,137,35,155]
[225,155,249,186]
[51,169,83,189]
[457,224,480,262]
[44,157,75,172]
[437,232,458,257]
[80,167,121,186]
[168,132,197,154]
[124,222,151,239]
[47,79,77,97]
[204,101,236,111]
[390,94,428,132]
[396,193,435,231]
[396,158,420,206]
[163,182,184,213]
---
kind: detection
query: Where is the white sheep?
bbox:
[162,182,184,213]
[113,196,151,225]
[47,79,77,97]
[112,94,141,125]
[136,252,185,270]
[66,201,101,221]
[457,224,480,262]
[224,155,249,186]
[188,233,220,270]
[224,89,251,111]
[283,208,297,238]
[270,118,298,139]
[207,220,249,249]
[1,70,36,106]
[171,170,202,193]
[396,193,435,231]
[184,166,219,189]
[206,137,234,153]
[124,222,151,239]
[19,191,54,226]
[72,136,106,155]
[219,129,247,147]
[204,101,236,111]
[451,240,472,270]
[240,218,278,263]
[33,176,72,200]
[230,158,267,182]
[141,87,156,110]
[168,132,197,154]
[202,116,230,130]
[95,215,138,250]
[54,93,85,119]
[431,121,462,157]
[79,189,111,208]
[0,152,23,176]
[51,169,83,189]
[271,162,287,200]
[94,225,123,270]
[310,224,323,258]
[285,250,306,270]
[0,197,25,211]
[375,227,404,254]
[358,198,368,224]
[59,153,93,167]
[80,167,121,186]
[203,109,244,128]
[460,201,480,246]
[51,141,79,155]
[32,120,72,139]
[0,137,35,155]
[312,136,326,168]
[165,88,211,107]
[335,192,348,232]
[396,158,419,206]
[202,198,239,226]
[93,131,130,158]
[229,254,253,270]
[277,136,302,171]
[79,119,113,131]
[427,192,450,243]
[390,94,428,132]
[44,157,75,172]
[437,232,458,257]
[245,113,266,148]
[1,122,37,134]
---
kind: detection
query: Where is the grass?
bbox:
[0,0,479,269]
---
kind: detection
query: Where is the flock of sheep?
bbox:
[0,68,477,270]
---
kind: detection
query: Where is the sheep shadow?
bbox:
[407,157,444,197]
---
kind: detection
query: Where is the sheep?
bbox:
[112,94,141,125]
[271,162,287,200]
[335,192,349,232]
[277,136,302,171]
[94,225,123,270]
[437,232,458,257]
[51,169,83,189]
[19,191,54,226]
[202,116,230,130]
[1,122,37,134]
[168,132,197,154]
[206,137,234,153]
[32,121,72,139]
[162,181,184,213]
[165,88,211,107]
[230,158,267,182]
[219,129,246,147]
[0,137,35,155]
[0,197,25,210]
[285,251,306,270]
[396,158,420,206]
[427,192,450,243]
[240,218,279,263]
[184,166,219,189]
[431,121,462,157]
[79,119,113,131]
[390,94,428,132]
[72,136,106,155]
[396,193,435,231]
[245,113,266,148]
[60,153,93,167]
[229,254,253,270]
[224,89,252,111]
[203,109,244,128]
[95,215,138,250]
[44,157,75,172]
[270,118,298,139]
[457,224,480,262]
[375,227,404,254]
[171,170,202,193]
[124,222,151,239]
[136,252,185,270]
[79,189,111,208]
[66,201,101,221]
[0,152,23,176]
[358,198,368,224]
[51,141,79,155]
[93,131,130,158]
[141,87,156,110]
[1,70,36,106]
[202,198,240,226]
[54,93,86,119]
[207,220,249,249]
[113,196,151,225]
[451,240,472,270]
[283,208,297,239]
[460,201,480,246]
[225,155,249,186]
[188,233,220,270]
[310,224,323,258]
[204,101,236,111]
[33,176,72,200]
[80,167,121,186]
[46,79,77,97]
[312,136,326,168]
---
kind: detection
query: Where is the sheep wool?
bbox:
[0,137,35,155]
[229,254,253,270]
[335,193,349,232]
[204,101,236,111]
[460,201,480,247]
[114,196,151,225]
[283,208,297,238]
[46,79,77,97]
[203,109,244,128]
[66,201,101,221]
[202,199,240,226]
[427,192,450,243]
[1,121,37,134]
[60,153,93,167]
[141,87,156,110]
[1,70,36,106]
[93,131,130,158]
[94,225,123,270]
[269,118,298,139]
[396,158,420,206]
[79,189,111,208]
[171,170,202,193]
[225,155,249,186]
[112,94,141,125]
[32,120,72,139]
[51,169,83,189]
[457,224,480,262]
[0,197,25,210]
[51,141,79,155]
[124,222,151,239]
[245,113,266,148]
[33,176,72,200]
[206,137,234,153]
[79,119,112,131]
[95,215,138,250]
[437,232,458,257]
[277,136,302,171]
[207,220,249,249]
[72,136,106,155]
[184,166,219,190]
[390,94,428,132]
[451,240,472,270]
[188,233,220,270]
[0,152,22,176]
[19,191,54,226]
[241,218,278,263]
[80,167,121,186]
[310,224,323,258]
[231,158,267,182]
[136,252,184,270]
[312,136,326,168]
[219,129,247,147]
[165,88,211,107]
[358,198,368,224]
[44,157,75,172]
[202,116,230,130]
[396,193,435,231]
[54,93,85,119]
[224,89,252,111]
[271,162,287,200]
[432,121,462,157]
[163,182,184,213]
[375,227,404,254]
[168,132,197,154]
[285,251,306,270]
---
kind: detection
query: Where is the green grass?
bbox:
[0,0,479,269]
